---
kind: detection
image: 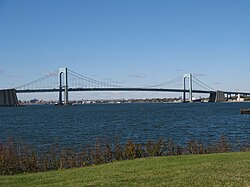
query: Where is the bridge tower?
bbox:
[58,67,69,105]
[183,73,192,102]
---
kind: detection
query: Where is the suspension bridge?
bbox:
[3,67,250,105]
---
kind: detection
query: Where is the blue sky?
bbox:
[0,0,250,99]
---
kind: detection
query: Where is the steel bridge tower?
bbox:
[183,73,192,102]
[58,67,69,105]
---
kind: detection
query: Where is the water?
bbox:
[0,103,249,149]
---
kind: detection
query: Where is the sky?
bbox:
[0,0,250,100]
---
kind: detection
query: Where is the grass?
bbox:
[0,152,249,187]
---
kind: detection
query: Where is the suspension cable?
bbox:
[192,75,215,91]
[68,69,123,88]
[15,70,58,89]
[192,79,211,91]
[146,76,183,88]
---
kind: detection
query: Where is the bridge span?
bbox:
[11,67,250,105]
[16,88,208,93]
[16,87,250,96]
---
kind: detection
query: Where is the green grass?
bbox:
[0,152,249,187]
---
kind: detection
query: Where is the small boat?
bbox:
[192,97,202,103]
[240,109,250,114]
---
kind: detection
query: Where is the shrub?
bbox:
[0,135,249,175]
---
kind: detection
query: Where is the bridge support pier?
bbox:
[209,91,225,102]
[183,77,186,102]
[183,73,192,102]
[0,89,18,106]
[58,68,69,105]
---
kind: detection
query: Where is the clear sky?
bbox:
[0,0,250,100]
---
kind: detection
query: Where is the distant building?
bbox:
[30,98,39,103]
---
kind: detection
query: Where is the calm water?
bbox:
[0,103,249,148]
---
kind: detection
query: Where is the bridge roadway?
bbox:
[15,88,250,96]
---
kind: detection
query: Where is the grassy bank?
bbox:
[0,152,249,187]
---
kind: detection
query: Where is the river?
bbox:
[0,102,249,149]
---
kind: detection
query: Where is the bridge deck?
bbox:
[15,88,250,95]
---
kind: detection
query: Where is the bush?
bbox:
[0,135,249,175]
